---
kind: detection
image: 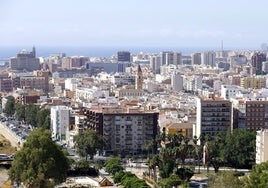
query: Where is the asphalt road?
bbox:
[0,122,20,149]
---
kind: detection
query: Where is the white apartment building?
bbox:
[160,64,177,75]
[110,73,135,87]
[221,85,242,100]
[256,129,268,164]
[75,87,109,102]
[262,61,268,74]
[183,75,202,92]
[65,78,81,91]
[51,106,70,141]
[171,72,183,91]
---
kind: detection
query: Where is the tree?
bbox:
[4,96,15,117]
[158,147,176,178]
[220,129,256,169]
[193,136,203,173]
[203,137,222,173]
[158,174,182,188]
[25,104,39,126]
[175,167,194,182]
[9,128,70,187]
[243,161,268,188]
[37,109,50,129]
[104,156,123,175]
[148,154,160,182]
[74,129,105,160]
[15,103,26,121]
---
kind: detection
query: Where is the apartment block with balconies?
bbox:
[195,96,232,141]
[82,107,159,155]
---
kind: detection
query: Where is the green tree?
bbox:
[25,104,39,126]
[9,128,70,188]
[243,161,268,188]
[158,174,182,188]
[220,129,256,169]
[74,129,106,160]
[148,154,160,182]
[104,156,123,175]
[4,96,15,117]
[175,167,194,182]
[37,109,50,129]
[15,103,26,121]
[113,170,126,184]
[203,136,222,173]
[158,147,176,178]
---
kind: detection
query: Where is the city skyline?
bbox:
[0,0,268,49]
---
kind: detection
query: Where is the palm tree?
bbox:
[148,154,160,182]
[193,135,202,173]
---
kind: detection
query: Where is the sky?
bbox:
[0,0,268,50]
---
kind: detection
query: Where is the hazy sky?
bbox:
[0,0,267,49]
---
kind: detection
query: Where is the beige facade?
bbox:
[256,129,268,164]
[240,76,265,89]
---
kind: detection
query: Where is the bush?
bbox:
[175,167,194,182]
[113,171,149,188]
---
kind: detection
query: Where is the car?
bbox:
[0,154,9,160]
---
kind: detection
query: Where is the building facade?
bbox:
[195,97,232,141]
[171,72,183,92]
[82,107,159,155]
[256,129,268,164]
[240,76,265,89]
[0,78,13,92]
[251,52,266,75]
[117,51,131,62]
[245,100,268,129]
[191,53,201,65]
[10,47,40,71]
[51,106,70,141]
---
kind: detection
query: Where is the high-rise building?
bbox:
[51,106,70,141]
[117,51,131,62]
[201,51,216,67]
[256,129,268,164]
[161,51,181,66]
[195,96,232,142]
[171,72,183,91]
[149,55,161,73]
[245,100,268,129]
[10,47,40,71]
[251,52,266,75]
[82,107,159,155]
[191,53,201,65]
